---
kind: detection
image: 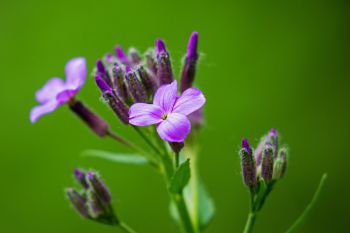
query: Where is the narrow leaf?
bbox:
[82,150,148,165]
[169,159,191,194]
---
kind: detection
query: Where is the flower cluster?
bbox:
[240,128,288,188]
[66,169,118,225]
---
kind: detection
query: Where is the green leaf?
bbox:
[169,159,191,194]
[82,150,148,165]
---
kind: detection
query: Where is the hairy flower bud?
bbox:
[254,135,267,166]
[95,76,129,124]
[128,47,142,65]
[87,171,112,206]
[66,188,90,218]
[69,100,109,137]
[261,144,274,182]
[181,32,199,92]
[86,189,104,218]
[145,49,158,77]
[74,168,89,189]
[267,128,278,159]
[137,66,157,96]
[112,65,128,101]
[240,138,257,187]
[273,148,288,179]
[96,59,112,87]
[125,67,147,103]
[156,39,174,85]
[115,46,130,65]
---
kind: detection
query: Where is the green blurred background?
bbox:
[1,0,349,232]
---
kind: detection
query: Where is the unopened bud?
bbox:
[137,66,158,96]
[115,46,130,65]
[66,188,90,218]
[87,171,112,205]
[74,168,89,189]
[156,39,174,85]
[96,76,129,124]
[145,49,158,77]
[240,138,257,187]
[273,148,288,179]
[112,65,128,101]
[169,142,184,154]
[261,144,274,182]
[128,47,142,65]
[267,128,278,159]
[69,100,109,137]
[86,189,104,218]
[254,135,267,166]
[125,67,147,103]
[96,59,112,87]
[181,32,199,92]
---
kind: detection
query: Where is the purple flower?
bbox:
[129,80,205,142]
[30,58,87,123]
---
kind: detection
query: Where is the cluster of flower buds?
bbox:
[94,32,203,127]
[239,128,288,188]
[66,169,118,225]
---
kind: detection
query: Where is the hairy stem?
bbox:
[285,174,327,233]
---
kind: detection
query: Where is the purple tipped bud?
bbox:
[240,138,257,187]
[267,128,278,158]
[181,32,199,92]
[128,48,141,65]
[145,49,158,77]
[186,32,198,60]
[125,69,148,103]
[74,168,89,189]
[104,91,129,124]
[95,76,112,93]
[115,46,129,65]
[137,66,158,96]
[66,188,90,218]
[273,148,288,179]
[156,48,174,85]
[69,100,109,137]
[111,65,128,101]
[261,144,274,182]
[86,189,104,218]
[96,59,107,74]
[156,39,167,54]
[87,171,112,205]
[105,53,114,63]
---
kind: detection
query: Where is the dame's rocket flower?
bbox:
[129,80,205,142]
[30,58,87,123]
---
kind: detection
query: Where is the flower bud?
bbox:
[128,47,142,65]
[66,188,90,218]
[125,67,147,103]
[74,168,89,189]
[181,32,199,92]
[136,65,157,96]
[169,142,184,154]
[239,138,257,187]
[115,46,130,65]
[156,39,174,85]
[95,76,129,124]
[69,100,109,137]
[86,189,104,218]
[273,148,288,179]
[112,65,128,101]
[145,49,158,77]
[267,128,278,159]
[261,144,274,182]
[254,135,267,166]
[96,59,112,87]
[87,171,112,206]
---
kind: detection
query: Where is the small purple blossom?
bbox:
[30,58,87,123]
[129,80,205,142]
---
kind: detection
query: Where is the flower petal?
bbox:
[30,100,61,123]
[153,80,178,112]
[172,87,205,116]
[129,103,163,126]
[35,78,66,104]
[65,57,87,90]
[56,89,79,104]
[156,113,191,142]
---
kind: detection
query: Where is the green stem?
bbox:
[172,193,197,233]
[118,222,138,233]
[132,126,162,155]
[243,212,256,233]
[285,174,328,233]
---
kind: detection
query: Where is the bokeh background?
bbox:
[1,0,349,232]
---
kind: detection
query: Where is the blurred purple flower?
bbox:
[129,80,205,142]
[30,58,87,123]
